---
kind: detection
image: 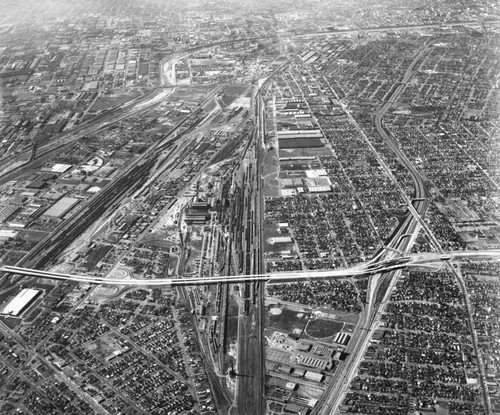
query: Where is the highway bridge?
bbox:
[1,250,498,287]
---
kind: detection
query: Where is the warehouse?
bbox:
[0,205,20,223]
[304,371,325,383]
[333,332,351,346]
[278,138,324,149]
[269,236,293,244]
[297,355,330,370]
[43,197,80,218]
[276,129,323,139]
[0,229,18,243]
[2,288,41,316]
[51,163,72,174]
[307,185,332,193]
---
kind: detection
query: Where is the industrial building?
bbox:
[43,197,80,218]
[184,200,212,225]
[1,288,41,316]
[0,229,18,243]
[0,205,20,223]
[333,332,351,346]
[304,371,325,383]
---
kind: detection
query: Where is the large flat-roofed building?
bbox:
[276,129,323,139]
[333,332,351,346]
[296,353,333,370]
[51,163,72,174]
[0,229,18,243]
[43,197,80,218]
[2,288,41,316]
[0,205,20,223]
[304,370,325,383]
[278,138,324,149]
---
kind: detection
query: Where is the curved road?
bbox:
[2,250,498,286]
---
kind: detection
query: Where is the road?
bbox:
[3,76,227,277]
[314,43,447,414]
[0,37,242,185]
[371,43,492,415]
[2,250,498,286]
[312,35,495,414]
[294,19,500,38]
[0,87,175,184]
[0,316,111,415]
[1,19,499,414]
[3,18,498,184]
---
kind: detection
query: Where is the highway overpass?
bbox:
[1,250,498,287]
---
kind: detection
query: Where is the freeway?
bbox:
[2,250,498,287]
[2,18,498,184]
[313,42,449,414]
[0,38,245,185]
[312,34,498,414]
[1,20,499,414]
[370,43,492,415]
[6,69,227,274]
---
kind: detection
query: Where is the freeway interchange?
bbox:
[1,21,500,415]
[1,250,497,287]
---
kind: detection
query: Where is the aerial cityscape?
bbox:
[0,0,499,414]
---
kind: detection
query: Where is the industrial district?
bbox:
[0,1,499,415]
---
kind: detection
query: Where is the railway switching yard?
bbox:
[0,1,500,415]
